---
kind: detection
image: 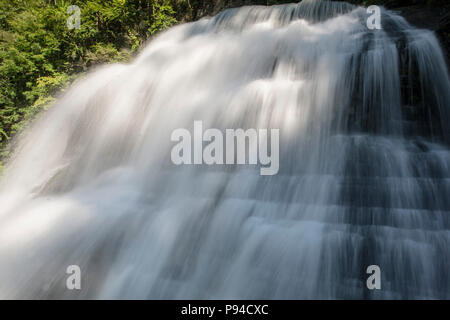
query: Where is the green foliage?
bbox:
[0,0,178,169]
[149,3,177,35]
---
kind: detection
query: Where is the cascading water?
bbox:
[0,0,449,299]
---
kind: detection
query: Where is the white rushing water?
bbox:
[0,0,449,299]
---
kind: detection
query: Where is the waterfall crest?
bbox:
[0,0,449,299]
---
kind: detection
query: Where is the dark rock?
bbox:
[394,4,450,63]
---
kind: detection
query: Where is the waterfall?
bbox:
[0,0,449,299]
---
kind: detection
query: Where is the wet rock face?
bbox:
[395,5,442,31]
